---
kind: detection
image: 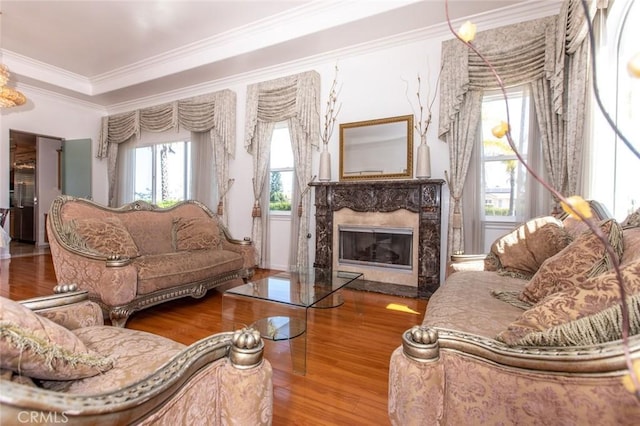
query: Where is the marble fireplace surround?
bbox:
[310,179,444,298]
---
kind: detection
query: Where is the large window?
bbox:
[590,0,640,220]
[134,141,191,207]
[269,124,294,214]
[480,86,533,221]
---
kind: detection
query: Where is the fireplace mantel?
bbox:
[310,179,444,298]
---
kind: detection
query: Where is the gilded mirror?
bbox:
[339,115,413,181]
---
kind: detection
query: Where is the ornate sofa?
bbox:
[47,196,256,327]
[0,290,273,425]
[389,205,640,425]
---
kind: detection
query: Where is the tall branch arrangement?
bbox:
[321,65,342,146]
[405,66,443,140]
[444,0,640,400]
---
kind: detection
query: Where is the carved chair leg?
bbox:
[109,310,130,328]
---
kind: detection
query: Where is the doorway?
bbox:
[8,130,63,253]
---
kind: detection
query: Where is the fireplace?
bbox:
[311,179,444,298]
[338,225,413,270]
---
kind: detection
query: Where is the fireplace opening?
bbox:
[338,225,413,270]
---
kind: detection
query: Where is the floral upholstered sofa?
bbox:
[389,204,640,425]
[47,196,256,327]
[0,290,273,425]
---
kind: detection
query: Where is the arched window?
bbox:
[589,0,640,219]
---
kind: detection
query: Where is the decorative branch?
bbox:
[320,65,342,146]
[404,65,444,140]
[444,0,640,400]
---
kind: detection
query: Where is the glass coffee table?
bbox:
[221,268,363,375]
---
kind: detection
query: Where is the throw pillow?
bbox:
[173,216,223,251]
[497,257,640,346]
[72,216,140,258]
[0,296,113,380]
[621,207,640,229]
[622,227,640,265]
[518,218,624,304]
[489,216,572,279]
[500,292,640,347]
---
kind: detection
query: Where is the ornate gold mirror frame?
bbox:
[339,114,413,181]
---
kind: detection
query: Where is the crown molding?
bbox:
[5,0,562,113]
[106,0,562,114]
[19,82,106,114]
[90,0,422,95]
[1,50,93,95]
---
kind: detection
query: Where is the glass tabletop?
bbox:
[225,268,363,308]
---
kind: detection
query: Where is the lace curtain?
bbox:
[438,1,594,256]
[244,71,320,269]
[98,89,236,220]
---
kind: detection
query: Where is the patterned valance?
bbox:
[244,70,320,153]
[98,89,236,158]
[438,16,557,140]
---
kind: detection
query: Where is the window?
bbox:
[480,86,533,221]
[269,124,294,214]
[134,141,191,207]
[590,0,640,220]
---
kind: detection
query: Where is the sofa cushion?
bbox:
[41,325,185,394]
[72,217,140,258]
[497,258,640,345]
[173,216,223,251]
[0,297,114,380]
[135,249,244,295]
[519,219,624,304]
[424,271,527,339]
[489,216,571,279]
[121,211,176,255]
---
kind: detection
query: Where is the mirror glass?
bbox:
[339,115,413,181]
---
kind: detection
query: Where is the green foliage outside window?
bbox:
[270,171,291,211]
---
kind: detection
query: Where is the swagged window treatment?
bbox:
[97,89,236,220]
[245,71,320,270]
[438,0,594,256]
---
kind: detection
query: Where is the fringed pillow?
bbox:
[497,258,640,346]
[518,218,624,305]
[172,216,223,251]
[489,216,572,280]
[71,217,140,258]
[0,297,114,380]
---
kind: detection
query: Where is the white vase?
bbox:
[415,136,431,178]
[319,146,331,181]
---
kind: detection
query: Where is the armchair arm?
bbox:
[221,238,257,277]
[47,228,138,307]
[0,328,272,425]
[402,325,640,374]
[19,289,104,330]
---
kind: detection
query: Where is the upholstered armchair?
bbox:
[0,290,273,425]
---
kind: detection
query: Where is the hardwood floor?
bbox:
[0,253,428,425]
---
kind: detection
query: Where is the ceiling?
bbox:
[0,0,541,109]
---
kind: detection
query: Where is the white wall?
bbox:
[1,89,106,214]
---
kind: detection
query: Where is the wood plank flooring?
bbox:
[0,252,427,425]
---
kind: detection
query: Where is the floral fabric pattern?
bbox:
[72,217,140,258]
[173,216,223,251]
[519,219,622,304]
[41,326,185,393]
[36,300,104,330]
[0,297,113,380]
[490,216,571,279]
[498,258,640,345]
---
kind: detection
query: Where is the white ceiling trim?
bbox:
[3,0,422,97]
[106,0,562,115]
[2,50,93,95]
